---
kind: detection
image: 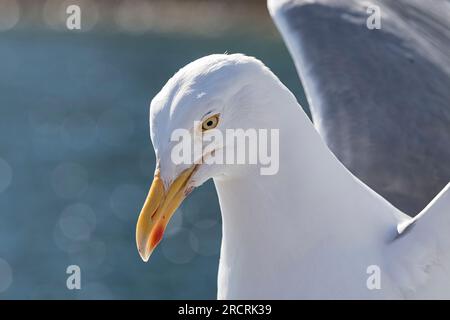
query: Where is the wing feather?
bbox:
[269,0,450,215]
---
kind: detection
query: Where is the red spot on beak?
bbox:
[150,222,165,248]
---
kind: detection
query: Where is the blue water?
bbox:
[0,29,308,299]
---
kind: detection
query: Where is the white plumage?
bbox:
[145,53,450,299]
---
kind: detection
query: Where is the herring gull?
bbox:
[135,54,450,299]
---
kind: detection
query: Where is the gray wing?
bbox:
[268,0,450,216]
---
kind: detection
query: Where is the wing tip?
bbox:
[396,182,450,235]
[397,220,412,234]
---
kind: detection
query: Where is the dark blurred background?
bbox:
[0,0,308,299]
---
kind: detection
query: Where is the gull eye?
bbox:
[202,114,219,131]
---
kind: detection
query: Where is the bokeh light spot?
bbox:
[0,0,20,31]
[190,223,221,256]
[114,0,154,34]
[58,203,96,241]
[0,258,13,293]
[161,228,198,265]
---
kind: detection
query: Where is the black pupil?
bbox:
[206,120,213,127]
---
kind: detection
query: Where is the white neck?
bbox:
[213,78,399,299]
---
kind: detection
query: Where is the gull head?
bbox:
[136,53,279,262]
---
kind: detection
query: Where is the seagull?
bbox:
[269,0,450,216]
[135,53,450,299]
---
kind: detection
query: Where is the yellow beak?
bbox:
[136,165,196,262]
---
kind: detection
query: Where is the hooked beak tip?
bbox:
[136,165,197,263]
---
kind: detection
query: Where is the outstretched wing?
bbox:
[388,183,450,298]
[268,0,450,215]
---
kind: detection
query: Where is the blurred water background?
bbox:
[0,0,308,299]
